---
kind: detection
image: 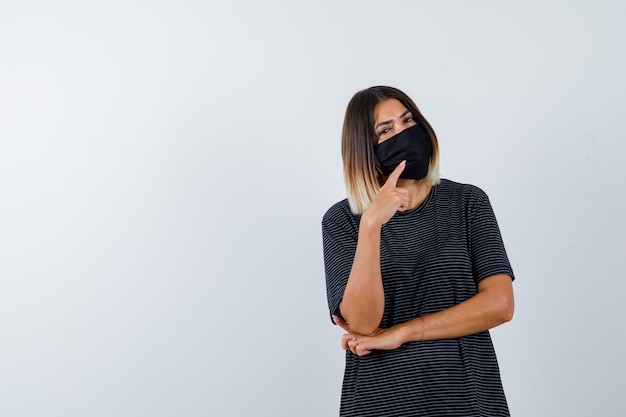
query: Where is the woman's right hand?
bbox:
[362,161,409,227]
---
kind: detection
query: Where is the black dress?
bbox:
[322,179,514,416]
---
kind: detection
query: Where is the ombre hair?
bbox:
[342,86,441,214]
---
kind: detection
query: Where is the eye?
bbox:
[378,127,391,137]
[404,116,414,123]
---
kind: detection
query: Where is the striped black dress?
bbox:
[322,179,514,417]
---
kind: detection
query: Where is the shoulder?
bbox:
[437,178,489,204]
[321,199,361,236]
[434,179,493,219]
[322,199,356,223]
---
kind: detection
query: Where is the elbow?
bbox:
[349,321,379,336]
[342,311,380,335]
[500,303,514,324]
[342,310,380,335]
[497,295,515,324]
[340,301,383,335]
[482,275,515,325]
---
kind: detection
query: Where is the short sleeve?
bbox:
[467,192,515,284]
[321,205,359,324]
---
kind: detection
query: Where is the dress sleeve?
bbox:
[322,211,359,323]
[467,191,515,284]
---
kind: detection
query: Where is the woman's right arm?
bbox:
[339,161,408,335]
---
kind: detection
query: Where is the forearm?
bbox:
[340,216,385,335]
[397,274,514,342]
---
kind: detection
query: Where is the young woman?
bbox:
[322,86,515,416]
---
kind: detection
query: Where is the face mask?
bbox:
[375,124,433,180]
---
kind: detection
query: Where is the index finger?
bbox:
[383,160,406,188]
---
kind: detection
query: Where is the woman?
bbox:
[322,86,515,416]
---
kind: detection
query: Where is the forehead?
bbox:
[373,98,410,124]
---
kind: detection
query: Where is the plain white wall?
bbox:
[1,1,625,415]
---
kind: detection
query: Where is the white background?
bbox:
[1,1,625,416]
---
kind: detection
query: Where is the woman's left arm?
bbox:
[339,273,514,356]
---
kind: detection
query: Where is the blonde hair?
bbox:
[342,86,440,214]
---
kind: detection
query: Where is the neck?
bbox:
[396,179,432,210]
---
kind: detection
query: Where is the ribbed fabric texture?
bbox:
[322,179,514,417]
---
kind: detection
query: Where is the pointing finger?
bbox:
[383,160,406,188]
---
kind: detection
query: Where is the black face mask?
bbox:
[375,124,433,180]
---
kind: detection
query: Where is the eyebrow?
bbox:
[374,110,412,131]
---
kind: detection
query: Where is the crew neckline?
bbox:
[397,182,437,215]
